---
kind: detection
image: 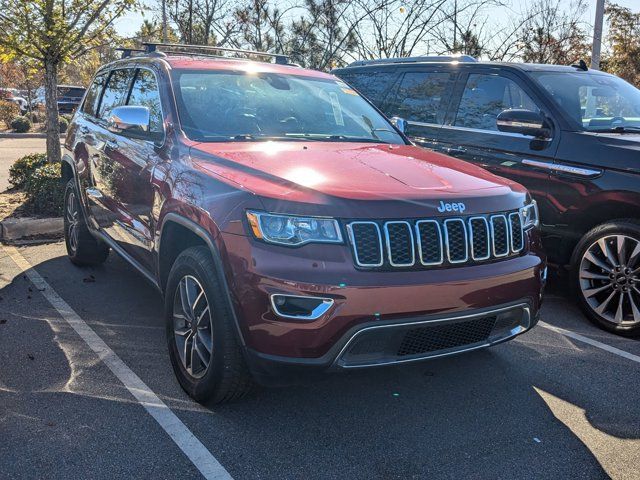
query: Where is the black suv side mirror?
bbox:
[496,109,552,139]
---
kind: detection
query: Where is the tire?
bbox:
[165,246,253,403]
[571,219,640,337]
[64,179,109,266]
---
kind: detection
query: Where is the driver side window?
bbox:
[454,74,540,131]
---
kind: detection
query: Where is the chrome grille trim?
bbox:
[443,218,468,264]
[490,215,510,258]
[509,212,524,252]
[468,216,491,261]
[415,220,443,266]
[346,221,384,267]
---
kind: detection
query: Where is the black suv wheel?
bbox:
[572,219,640,337]
[64,179,110,266]
[165,246,253,403]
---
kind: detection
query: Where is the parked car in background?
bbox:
[61,44,545,403]
[334,56,640,336]
[0,87,28,113]
[32,85,86,113]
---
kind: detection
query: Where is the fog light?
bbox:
[270,294,334,320]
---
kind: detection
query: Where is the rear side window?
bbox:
[454,73,540,131]
[128,69,163,133]
[98,69,134,120]
[391,72,454,124]
[337,71,396,106]
[82,73,107,117]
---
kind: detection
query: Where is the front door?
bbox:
[433,70,560,225]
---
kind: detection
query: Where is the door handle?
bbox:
[86,187,103,199]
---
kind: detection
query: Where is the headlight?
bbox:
[520,200,539,229]
[246,211,343,246]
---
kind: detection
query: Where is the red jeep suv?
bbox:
[62,44,546,403]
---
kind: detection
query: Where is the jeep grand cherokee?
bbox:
[62,44,546,403]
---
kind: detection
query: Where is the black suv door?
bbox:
[434,68,560,223]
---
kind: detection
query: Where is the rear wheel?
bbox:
[64,180,109,266]
[165,246,253,403]
[572,220,640,337]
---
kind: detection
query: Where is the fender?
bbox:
[158,212,247,346]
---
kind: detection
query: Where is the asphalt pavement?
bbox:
[0,241,639,479]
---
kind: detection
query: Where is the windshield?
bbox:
[172,70,405,144]
[532,72,640,132]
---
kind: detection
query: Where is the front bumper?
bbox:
[221,229,546,382]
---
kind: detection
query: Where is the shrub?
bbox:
[10,115,32,133]
[29,110,45,123]
[58,116,69,133]
[60,113,73,123]
[24,162,64,216]
[8,153,48,189]
[0,100,20,128]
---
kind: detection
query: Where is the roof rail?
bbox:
[141,42,290,65]
[347,55,477,67]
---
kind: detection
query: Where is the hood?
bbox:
[557,131,640,173]
[189,141,527,218]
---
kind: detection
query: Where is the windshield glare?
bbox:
[172,70,405,144]
[532,72,640,131]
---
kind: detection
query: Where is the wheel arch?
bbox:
[158,213,246,345]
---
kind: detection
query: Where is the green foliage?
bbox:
[24,162,64,216]
[58,116,69,133]
[0,100,19,128]
[29,110,45,123]
[10,115,31,133]
[8,153,48,189]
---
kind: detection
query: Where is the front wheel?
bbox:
[165,246,253,403]
[572,220,640,337]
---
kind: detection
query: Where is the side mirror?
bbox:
[390,116,407,134]
[107,105,151,136]
[496,109,552,139]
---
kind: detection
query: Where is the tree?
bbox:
[0,0,137,163]
[602,2,640,86]
[166,0,238,46]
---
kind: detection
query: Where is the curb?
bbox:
[0,133,66,139]
[0,217,63,242]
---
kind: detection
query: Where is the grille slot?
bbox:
[348,222,383,267]
[397,316,497,356]
[509,212,524,252]
[469,217,490,260]
[490,215,509,257]
[384,221,415,266]
[416,220,443,265]
[444,219,468,263]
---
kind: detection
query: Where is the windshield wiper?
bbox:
[284,133,389,143]
[591,125,640,134]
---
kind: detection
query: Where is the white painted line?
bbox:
[2,245,233,480]
[540,321,640,364]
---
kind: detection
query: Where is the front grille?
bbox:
[347,210,525,270]
[397,316,496,356]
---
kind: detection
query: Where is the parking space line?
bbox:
[540,321,640,364]
[2,245,233,480]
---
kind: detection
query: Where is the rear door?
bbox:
[435,69,560,222]
[383,68,458,152]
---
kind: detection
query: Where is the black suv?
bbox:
[334,56,640,336]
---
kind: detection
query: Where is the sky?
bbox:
[113,0,640,42]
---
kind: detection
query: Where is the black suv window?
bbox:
[82,73,107,117]
[454,73,539,131]
[98,69,134,120]
[392,72,454,124]
[337,70,396,105]
[128,69,163,133]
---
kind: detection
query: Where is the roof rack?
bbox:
[116,47,147,59]
[140,42,290,65]
[347,55,477,67]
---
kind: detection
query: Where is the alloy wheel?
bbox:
[579,234,640,325]
[172,275,214,378]
[66,190,79,254]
